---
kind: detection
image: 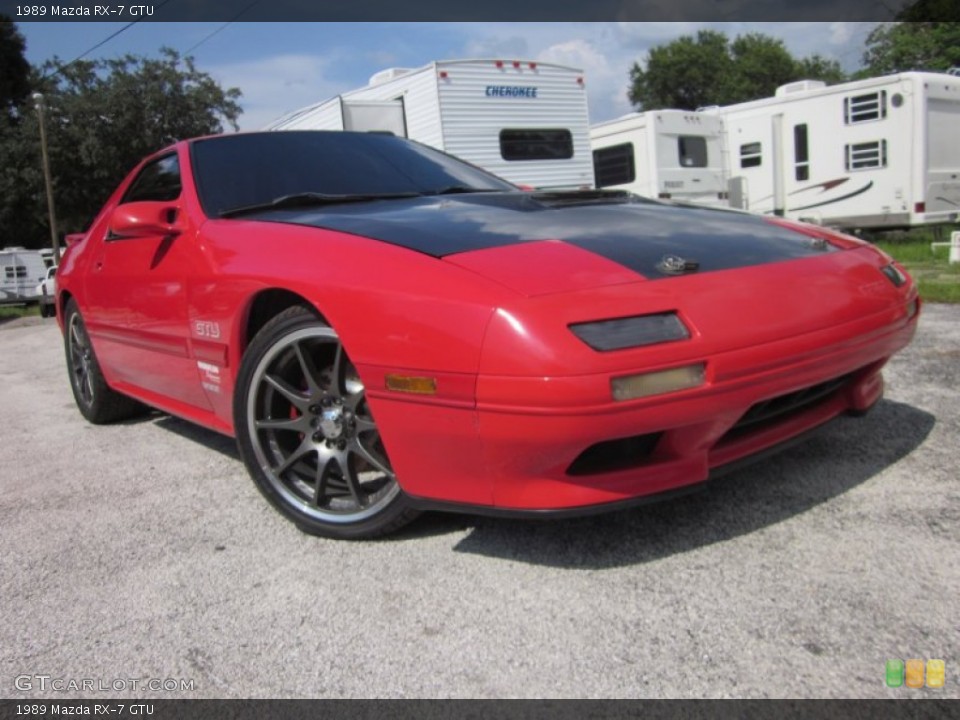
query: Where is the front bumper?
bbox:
[365,301,918,513]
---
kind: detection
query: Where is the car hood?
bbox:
[246,192,840,296]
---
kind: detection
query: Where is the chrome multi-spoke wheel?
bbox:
[68,310,95,408]
[63,299,145,424]
[235,306,419,538]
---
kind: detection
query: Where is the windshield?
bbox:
[190,131,516,218]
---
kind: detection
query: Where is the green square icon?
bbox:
[886,659,905,687]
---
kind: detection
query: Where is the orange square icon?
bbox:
[927,659,945,688]
[905,659,925,688]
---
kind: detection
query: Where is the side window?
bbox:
[593,143,635,187]
[499,129,574,161]
[793,124,809,181]
[677,136,707,168]
[844,91,887,124]
[121,154,182,203]
[739,142,762,168]
[845,140,888,170]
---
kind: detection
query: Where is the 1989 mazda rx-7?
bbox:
[57,131,919,538]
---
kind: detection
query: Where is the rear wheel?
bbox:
[63,299,146,423]
[234,306,420,539]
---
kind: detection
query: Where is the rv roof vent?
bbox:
[369,68,413,86]
[776,80,827,97]
[696,105,720,112]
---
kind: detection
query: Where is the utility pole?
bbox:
[33,92,62,264]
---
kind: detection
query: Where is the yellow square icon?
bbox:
[905,659,925,688]
[927,659,945,688]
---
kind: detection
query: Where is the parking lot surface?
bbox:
[1,306,958,699]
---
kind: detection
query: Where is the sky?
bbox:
[15,22,881,130]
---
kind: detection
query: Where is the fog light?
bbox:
[611,363,705,402]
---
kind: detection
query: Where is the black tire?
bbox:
[63,299,147,424]
[39,303,53,318]
[234,305,420,539]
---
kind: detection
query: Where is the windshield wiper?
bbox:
[219,191,421,218]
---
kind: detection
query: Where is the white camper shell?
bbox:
[590,110,727,207]
[0,247,46,305]
[266,59,594,190]
[708,72,960,230]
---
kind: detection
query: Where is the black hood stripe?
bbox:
[244,192,835,278]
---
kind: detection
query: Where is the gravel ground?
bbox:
[0,306,957,699]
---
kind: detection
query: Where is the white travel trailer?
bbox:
[266,59,594,190]
[589,110,727,207]
[0,247,46,305]
[708,72,960,229]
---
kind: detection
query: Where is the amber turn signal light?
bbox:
[385,374,438,395]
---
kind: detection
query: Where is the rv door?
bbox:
[342,100,407,137]
[926,97,960,220]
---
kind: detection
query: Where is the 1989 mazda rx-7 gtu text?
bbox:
[56,131,919,538]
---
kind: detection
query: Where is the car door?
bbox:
[83,151,212,411]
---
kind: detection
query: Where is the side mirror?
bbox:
[110,201,184,239]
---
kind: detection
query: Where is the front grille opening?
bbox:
[721,374,852,443]
[567,432,663,476]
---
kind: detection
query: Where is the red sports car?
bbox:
[57,131,919,538]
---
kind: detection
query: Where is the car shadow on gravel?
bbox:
[421,399,935,567]
[150,415,240,460]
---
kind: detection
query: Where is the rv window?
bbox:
[740,142,762,168]
[499,129,574,161]
[5,266,26,279]
[844,91,887,124]
[121,154,182,204]
[845,140,888,171]
[677,136,707,168]
[793,124,809,182]
[593,143,636,187]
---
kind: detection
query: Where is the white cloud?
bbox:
[206,22,882,134]
[537,38,633,122]
[463,34,530,59]
[206,54,350,131]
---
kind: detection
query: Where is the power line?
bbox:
[42,0,177,79]
[182,0,262,58]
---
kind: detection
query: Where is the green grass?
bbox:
[873,226,960,304]
[0,304,40,320]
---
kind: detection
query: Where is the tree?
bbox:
[628,30,734,111]
[860,22,960,76]
[857,0,960,76]
[0,15,31,123]
[0,46,242,248]
[628,30,846,111]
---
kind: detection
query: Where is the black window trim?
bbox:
[499,128,574,162]
[739,141,762,169]
[677,135,708,169]
[120,152,183,205]
[794,124,809,182]
[593,142,636,187]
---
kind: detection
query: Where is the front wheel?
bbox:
[233,306,420,539]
